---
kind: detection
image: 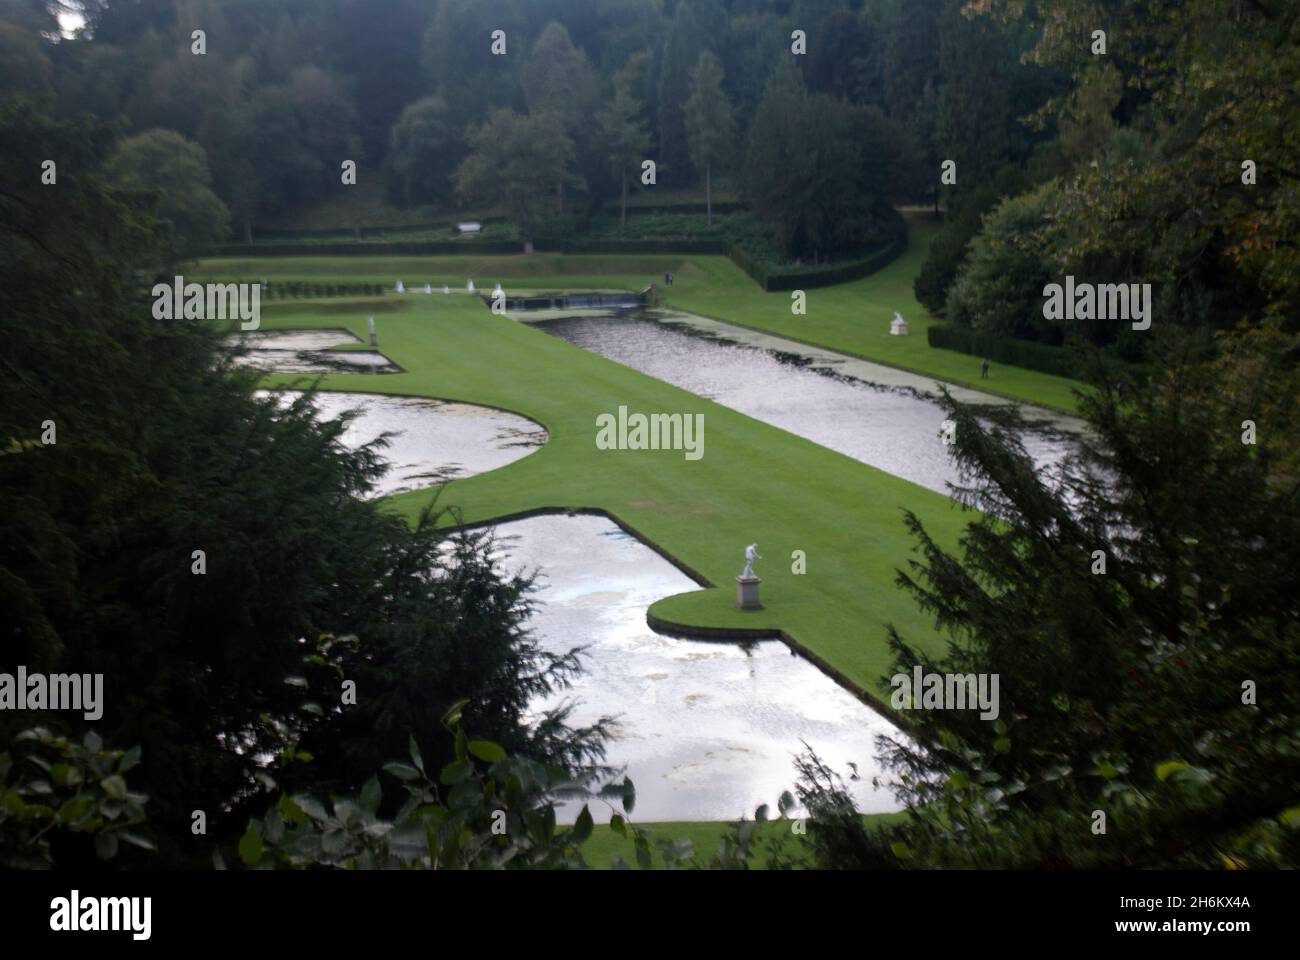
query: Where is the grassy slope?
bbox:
[661,213,1084,414]
[226,294,968,708]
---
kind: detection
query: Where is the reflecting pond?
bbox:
[498,513,902,822]
[534,310,1080,497]
[227,329,401,373]
[257,390,546,497]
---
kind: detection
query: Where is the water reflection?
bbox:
[257,390,546,497]
[498,513,901,822]
[227,329,401,373]
[535,311,1077,496]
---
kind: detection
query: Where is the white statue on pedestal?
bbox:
[741,543,762,579]
[467,278,475,293]
[395,279,405,293]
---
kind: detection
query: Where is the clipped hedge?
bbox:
[763,231,908,292]
[552,238,728,256]
[211,239,526,257]
[601,200,745,217]
[247,216,509,241]
[209,226,909,295]
[261,282,387,299]
[926,324,1080,379]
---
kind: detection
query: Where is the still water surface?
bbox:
[534,310,1079,496]
[500,513,902,822]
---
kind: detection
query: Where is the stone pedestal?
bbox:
[736,576,763,610]
[368,332,378,346]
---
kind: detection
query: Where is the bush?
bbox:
[212,239,525,256]
[914,224,973,314]
[763,226,907,292]
[927,324,1080,379]
[944,184,1058,338]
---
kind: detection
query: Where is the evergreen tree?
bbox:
[794,325,1300,868]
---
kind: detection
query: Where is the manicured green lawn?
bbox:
[212,293,969,710]
[195,218,1087,707]
[195,242,996,856]
[198,212,1084,413]
[659,213,1084,414]
[197,253,686,289]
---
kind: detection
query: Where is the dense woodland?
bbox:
[1,0,1298,870]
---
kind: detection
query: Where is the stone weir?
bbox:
[480,286,655,311]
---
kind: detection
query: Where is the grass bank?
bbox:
[198,214,1084,413]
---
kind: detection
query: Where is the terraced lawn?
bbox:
[198,211,1085,413]
[660,214,1084,414]
[214,292,969,711]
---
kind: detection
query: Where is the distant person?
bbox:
[980,357,990,380]
[664,271,673,287]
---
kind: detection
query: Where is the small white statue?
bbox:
[395,279,405,293]
[741,543,762,579]
[424,283,432,294]
[443,285,450,295]
[467,278,475,293]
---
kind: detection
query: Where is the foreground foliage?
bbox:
[798,324,1300,868]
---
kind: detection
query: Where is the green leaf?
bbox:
[468,740,507,764]
[442,698,469,728]
[278,794,307,826]
[293,794,330,822]
[99,775,128,800]
[238,824,263,866]
[94,832,119,860]
[360,777,382,814]
[408,735,425,773]
[84,730,103,754]
[1155,760,1190,782]
[119,746,142,773]
[322,829,347,858]
[993,737,1012,754]
[755,804,770,822]
[51,763,81,788]
[609,814,627,837]
[439,760,472,786]
[1279,806,1300,828]
[56,795,94,824]
[572,805,594,844]
[382,762,421,781]
[121,832,157,851]
[890,841,912,861]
